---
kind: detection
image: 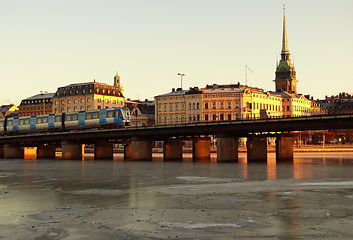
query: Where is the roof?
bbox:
[22,93,55,101]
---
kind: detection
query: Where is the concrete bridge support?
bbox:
[0,146,4,158]
[246,136,267,162]
[124,142,132,160]
[94,142,114,160]
[61,141,82,160]
[276,136,294,161]
[131,138,152,161]
[193,137,211,162]
[4,144,24,159]
[37,145,56,159]
[217,137,238,162]
[164,138,183,161]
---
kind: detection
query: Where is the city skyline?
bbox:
[1,0,352,105]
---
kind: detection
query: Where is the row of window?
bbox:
[55,98,91,105]
[54,105,92,113]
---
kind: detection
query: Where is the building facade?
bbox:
[52,74,124,113]
[18,93,54,117]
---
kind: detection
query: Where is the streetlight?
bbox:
[40,91,48,115]
[178,73,185,90]
[178,73,186,124]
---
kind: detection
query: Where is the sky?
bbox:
[1,0,352,105]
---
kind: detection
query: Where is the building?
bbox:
[318,92,353,114]
[52,74,124,113]
[155,87,202,125]
[0,104,19,119]
[126,99,155,127]
[18,93,54,117]
[154,8,326,125]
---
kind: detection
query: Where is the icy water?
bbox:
[1,153,353,239]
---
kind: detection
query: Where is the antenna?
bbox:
[283,4,286,15]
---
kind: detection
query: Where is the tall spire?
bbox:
[274,5,297,94]
[281,6,289,54]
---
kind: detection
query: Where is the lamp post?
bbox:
[40,91,48,115]
[178,73,186,124]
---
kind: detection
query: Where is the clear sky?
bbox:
[1,0,352,105]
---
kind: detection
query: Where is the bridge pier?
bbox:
[193,137,211,162]
[94,142,114,160]
[37,145,56,159]
[246,136,267,162]
[124,141,132,160]
[217,136,238,162]
[0,146,4,158]
[276,135,293,162]
[4,144,24,159]
[131,137,152,161]
[164,138,183,161]
[61,141,82,160]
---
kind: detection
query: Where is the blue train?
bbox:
[0,107,131,135]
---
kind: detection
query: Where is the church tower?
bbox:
[114,73,124,95]
[274,7,297,94]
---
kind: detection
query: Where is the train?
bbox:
[0,107,131,135]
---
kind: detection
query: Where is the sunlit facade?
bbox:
[52,74,124,113]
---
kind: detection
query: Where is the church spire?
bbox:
[274,5,298,94]
[281,5,290,59]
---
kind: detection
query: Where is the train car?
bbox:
[35,114,63,132]
[0,119,5,135]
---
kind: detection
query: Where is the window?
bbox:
[175,104,179,111]
[220,114,224,121]
[192,103,195,110]
[205,114,209,121]
[212,102,216,109]
[227,102,232,109]
[170,104,173,111]
[67,107,71,112]
[74,106,78,112]
[67,100,71,104]
[213,114,217,121]
[189,103,191,110]
[61,100,65,105]
[87,98,92,103]
[55,101,58,105]
[164,104,167,111]
[205,102,209,109]
[80,106,85,111]
[220,102,224,109]
[80,98,84,103]
[197,102,200,110]
[228,114,232,120]
[74,99,78,103]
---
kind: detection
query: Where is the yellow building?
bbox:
[0,104,18,119]
[155,87,202,125]
[52,74,124,113]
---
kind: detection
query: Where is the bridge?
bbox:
[1,114,353,162]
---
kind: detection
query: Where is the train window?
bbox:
[43,117,48,123]
[26,119,30,125]
[0,122,3,127]
[107,111,114,118]
[66,115,72,121]
[86,113,92,120]
[117,110,123,119]
[56,116,61,122]
[20,119,24,125]
[93,113,98,119]
[72,114,78,121]
[8,120,13,126]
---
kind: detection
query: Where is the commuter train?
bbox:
[0,107,131,135]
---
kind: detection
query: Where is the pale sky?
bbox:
[1,0,352,105]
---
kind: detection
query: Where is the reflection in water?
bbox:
[2,153,353,239]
